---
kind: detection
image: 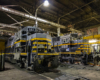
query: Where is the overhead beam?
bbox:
[0,5,66,28]
[0,5,83,33]
[56,0,95,19]
[79,24,100,30]
[73,15,100,28]
[0,29,16,32]
[0,23,19,29]
[0,23,57,34]
[69,1,85,13]
[11,20,29,25]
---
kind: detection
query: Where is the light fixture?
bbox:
[89,39,97,43]
[35,0,49,27]
[43,0,49,7]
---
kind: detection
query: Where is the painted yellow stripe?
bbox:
[0,53,4,55]
[62,43,76,45]
[6,45,15,48]
[5,53,27,55]
[32,50,37,53]
[14,40,27,44]
[83,36,93,39]
[38,53,59,55]
[6,46,12,48]
[83,34,100,40]
[20,53,27,55]
[5,53,15,54]
[80,45,89,47]
[48,43,51,45]
[75,51,81,52]
[61,52,81,54]
[33,42,51,45]
[6,45,14,48]
[61,52,90,55]
[32,46,47,48]
[5,52,59,55]
[52,43,89,47]
[31,38,51,42]
[87,53,91,55]
[32,46,37,48]
[78,48,90,49]
[94,34,100,38]
[44,50,47,53]
[76,51,90,54]
[5,53,11,54]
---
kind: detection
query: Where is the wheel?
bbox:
[34,59,44,73]
[51,58,59,68]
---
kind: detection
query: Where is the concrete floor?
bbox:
[0,63,50,80]
[58,64,100,80]
[1,63,100,80]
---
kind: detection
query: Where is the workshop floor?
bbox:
[1,63,100,80]
[0,63,50,80]
[58,64,100,80]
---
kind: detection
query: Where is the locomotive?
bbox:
[5,26,59,72]
[52,33,91,63]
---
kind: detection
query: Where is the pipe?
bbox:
[0,5,65,28]
[11,20,29,25]
[0,23,57,34]
[0,30,16,32]
[35,3,44,27]
[5,13,22,26]
[0,23,18,29]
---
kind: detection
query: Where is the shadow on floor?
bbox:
[4,68,15,71]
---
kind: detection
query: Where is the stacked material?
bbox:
[0,53,5,71]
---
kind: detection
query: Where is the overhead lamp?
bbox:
[43,0,49,7]
[35,0,49,27]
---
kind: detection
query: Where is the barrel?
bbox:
[0,52,5,71]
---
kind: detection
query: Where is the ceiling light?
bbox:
[43,0,49,7]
